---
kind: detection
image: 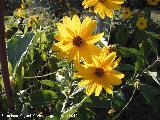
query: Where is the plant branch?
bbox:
[22,72,56,79]
[113,88,136,120]
[0,0,15,113]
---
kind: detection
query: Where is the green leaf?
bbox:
[118,46,141,57]
[40,80,56,87]
[147,71,160,85]
[135,57,144,72]
[141,85,160,108]
[145,31,160,40]
[116,26,128,46]
[29,90,57,106]
[7,32,34,70]
[147,38,158,55]
[117,64,135,71]
[60,96,88,120]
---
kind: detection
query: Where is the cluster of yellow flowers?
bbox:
[121,7,148,30]
[51,0,151,96]
[52,15,124,96]
[147,0,160,6]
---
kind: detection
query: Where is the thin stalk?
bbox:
[0,0,15,113]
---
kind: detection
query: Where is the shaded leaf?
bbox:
[147,71,160,85]
[29,90,57,106]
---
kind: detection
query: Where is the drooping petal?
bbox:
[85,83,96,96]
[67,47,77,62]
[95,84,102,96]
[110,57,121,69]
[102,83,113,94]
[105,9,113,18]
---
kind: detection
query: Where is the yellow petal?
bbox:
[85,83,96,96]
[108,70,125,79]
[110,57,121,69]
[77,66,95,80]
[95,84,102,96]
[105,72,123,85]
[103,52,116,67]
[78,80,92,87]
[86,32,104,44]
[56,23,75,38]
[81,17,97,38]
[111,0,124,4]
[105,9,113,18]
[67,47,77,62]
[72,15,81,35]
[63,16,72,28]
[103,84,113,94]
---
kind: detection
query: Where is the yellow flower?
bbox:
[82,0,124,19]
[122,7,132,19]
[28,15,40,27]
[28,17,34,27]
[136,17,147,30]
[52,15,104,63]
[16,8,26,18]
[76,47,124,96]
[147,0,159,6]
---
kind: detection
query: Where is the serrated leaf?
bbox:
[60,96,88,120]
[7,32,34,70]
[29,90,57,106]
[145,31,160,39]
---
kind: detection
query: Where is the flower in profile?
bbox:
[136,17,147,30]
[122,7,132,19]
[52,15,104,63]
[76,47,124,96]
[147,0,159,6]
[82,0,124,19]
[28,15,40,27]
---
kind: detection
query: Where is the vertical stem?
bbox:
[0,0,15,113]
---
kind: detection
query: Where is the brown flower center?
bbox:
[94,68,104,77]
[140,22,144,25]
[73,36,83,47]
[125,11,129,15]
[98,0,105,3]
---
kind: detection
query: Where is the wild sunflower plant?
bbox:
[1,0,160,120]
